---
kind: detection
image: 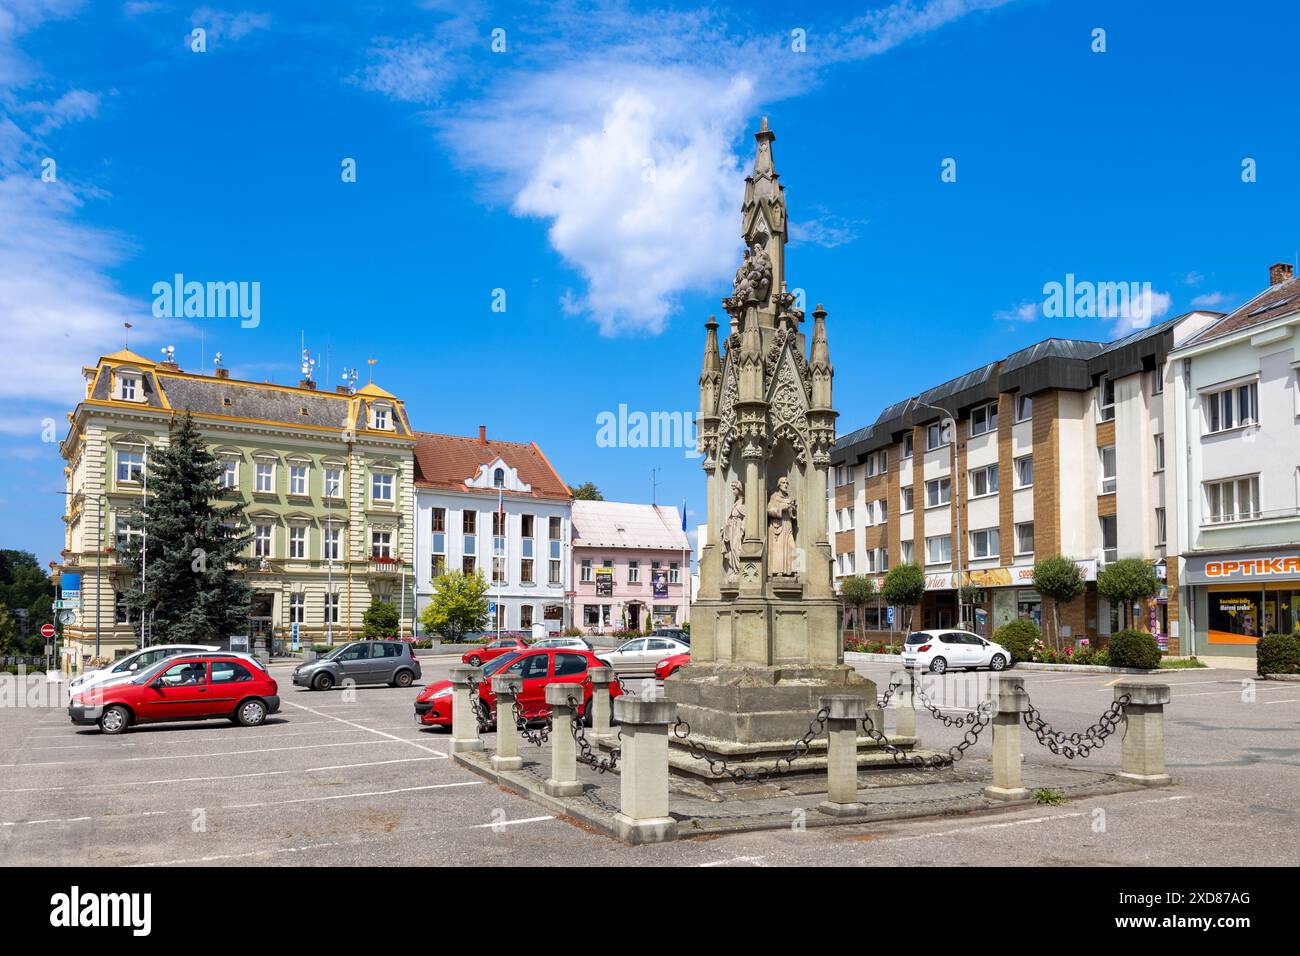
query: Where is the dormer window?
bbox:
[116,371,142,402]
[372,404,390,430]
[493,467,505,488]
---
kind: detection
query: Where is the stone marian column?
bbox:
[983,674,1030,802]
[612,696,679,844]
[587,667,615,743]
[818,694,868,817]
[543,683,582,797]
[449,665,484,754]
[1114,681,1172,786]
[490,675,524,772]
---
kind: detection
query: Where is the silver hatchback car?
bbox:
[292,640,422,690]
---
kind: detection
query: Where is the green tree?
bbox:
[0,603,18,657]
[118,412,253,643]
[569,482,604,501]
[1032,555,1086,649]
[881,562,926,634]
[362,598,400,639]
[0,550,55,647]
[840,575,877,642]
[419,570,489,641]
[1096,558,1160,630]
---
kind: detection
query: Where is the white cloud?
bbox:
[789,207,863,249]
[17,88,102,134]
[355,33,467,104]
[1103,286,1172,333]
[1184,270,1204,286]
[1190,291,1230,309]
[827,0,1017,61]
[995,300,1039,323]
[189,7,270,45]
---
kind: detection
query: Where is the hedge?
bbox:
[1257,633,1300,676]
[1108,629,1161,670]
[993,619,1040,663]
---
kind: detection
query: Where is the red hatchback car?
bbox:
[68,653,280,735]
[462,637,529,667]
[654,652,690,680]
[416,648,621,729]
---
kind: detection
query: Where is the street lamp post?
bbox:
[905,398,966,629]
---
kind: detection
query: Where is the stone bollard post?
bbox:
[449,665,484,753]
[894,672,917,741]
[490,675,524,772]
[1114,682,1172,786]
[612,696,678,844]
[818,694,869,817]
[587,666,615,743]
[983,674,1030,801]
[543,683,582,797]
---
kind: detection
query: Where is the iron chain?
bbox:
[1023,692,1130,759]
[670,707,830,784]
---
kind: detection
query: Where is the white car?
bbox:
[529,636,593,651]
[599,637,690,677]
[901,630,1011,674]
[66,643,220,699]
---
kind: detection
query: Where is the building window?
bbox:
[372,405,390,430]
[969,464,999,498]
[219,458,238,490]
[493,467,505,488]
[520,605,534,629]
[901,486,914,514]
[324,525,341,562]
[580,558,593,583]
[1015,393,1032,423]
[628,560,640,584]
[254,524,273,558]
[492,554,506,584]
[925,422,948,451]
[462,556,476,575]
[288,592,305,625]
[670,562,681,583]
[288,525,306,559]
[1014,455,1033,488]
[371,530,392,558]
[1099,376,1115,422]
[521,556,534,584]
[970,528,999,560]
[1155,507,1167,547]
[1100,515,1118,564]
[1206,382,1258,433]
[114,516,141,550]
[115,591,132,624]
[289,464,308,496]
[902,433,914,459]
[256,461,275,494]
[925,535,952,566]
[325,592,339,625]
[863,456,875,478]
[1205,476,1261,524]
[371,471,394,503]
[1015,522,1034,556]
[119,375,137,401]
[878,498,888,523]
[463,510,477,534]
[1099,445,1117,494]
[925,477,951,508]
[969,402,998,437]
[1152,362,1165,394]
[432,507,446,534]
[901,541,914,563]
[324,467,343,499]
[432,553,446,578]
[116,450,144,484]
[1154,434,1165,472]
[583,604,600,627]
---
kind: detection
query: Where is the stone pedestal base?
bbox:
[613,813,678,845]
[1116,772,1172,788]
[450,738,483,754]
[544,778,583,798]
[982,785,1031,802]
[818,800,868,817]
[491,754,522,772]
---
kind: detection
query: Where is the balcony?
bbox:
[366,555,406,578]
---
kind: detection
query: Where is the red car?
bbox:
[416,648,621,729]
[68,653,280,735]
[462,637,529,667]
[654,652,690,680]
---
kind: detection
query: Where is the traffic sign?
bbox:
[488,601,497,614]
[40,623,56,639]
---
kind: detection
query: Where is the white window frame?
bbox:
[1014,393,1032,423]
[1155,507,1167,547]
[925,422,949,451]
[371,470,394,503]
[325,591,340,625]
[1100,445,1117,494]
[1098,376,1115,422]
[118,374,138,401]
[1204,475,1261,524]
[254,524,273,559]
[372,404,391,430]
[969,464,999,499]
[324,466,343,499]
[324,524,341,562]
[1205,382,1259,434]
[901,433,914,459]
[1153,434,1165,472]
[371,529,393,558]
[288,592,305,625]
[925,477,951,508]
[900,486,914,514]
[901,541,914,564]
[116,449,144,484]
[969,402,998,437]
[1014,455,1033,489]
[1014,521,1035,556]
[219,457,239,490]
[288,524,307,560]
[289,463,309,496]
[1100,515,1118,564]
[255,461,276,495]
[925,534,952,566]
[970,528,999,560]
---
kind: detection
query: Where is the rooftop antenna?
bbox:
[160,344,175,364]
[650,466,661,506]
[124,322,133,349]
[300,347,316,382]
[214,351,224,369]
[340,367,358,395]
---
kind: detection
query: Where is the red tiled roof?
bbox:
[412,431,571,501]
[1189,276,1300,345]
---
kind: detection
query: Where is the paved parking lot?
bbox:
[1,657,1296,866]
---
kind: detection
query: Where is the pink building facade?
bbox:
[569,500,690,633]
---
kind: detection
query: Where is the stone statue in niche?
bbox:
[747,239,772,305]
[766,475,797,577]
[721,479,746,583]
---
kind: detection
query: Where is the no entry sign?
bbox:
[40,623,56,639]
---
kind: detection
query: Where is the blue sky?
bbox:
[2,0,1298,566]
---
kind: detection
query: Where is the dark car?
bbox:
[292,640,422,690]
[650,627,690,645]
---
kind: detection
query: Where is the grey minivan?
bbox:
[292,640,422,691]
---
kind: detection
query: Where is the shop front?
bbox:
[922,559,1098,639]
[1182,551,1300,660]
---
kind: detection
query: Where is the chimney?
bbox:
[215,368,229,379]
[1269,262,1294,286]
[298,378,316,390]
[336,385,349,394]
[478,424,487,445]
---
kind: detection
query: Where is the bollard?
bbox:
[543,683,582,797]
[894,672,917,741]
[612,696,678,844]
[490,675,525,772]
[818,694,869,817]
[587,666,615,743]
[448,665,484,754]
[1114,681,1172,786]
[983,674,1030,801]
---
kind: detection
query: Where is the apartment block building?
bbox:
[830,310,1222,651]
[1167,263,1300,661]
[412,427,572,635]
[58,350,417,670]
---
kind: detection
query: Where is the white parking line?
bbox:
[699,855,767,867]
[467,815,555,829]
[0,739,403,768]
[280,698,448,756]
[21,727,377,751]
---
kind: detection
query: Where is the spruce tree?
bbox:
[119,413,253,643]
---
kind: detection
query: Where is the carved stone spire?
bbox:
[810,303,832,410]
[699,314,722,415]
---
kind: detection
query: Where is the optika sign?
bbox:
[49,886,151,936]
[1205,556,1300,578]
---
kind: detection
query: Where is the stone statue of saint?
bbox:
[747,239,772,305]
[722,480,745,583]
[766,475,797,576]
